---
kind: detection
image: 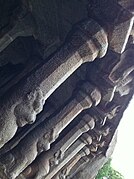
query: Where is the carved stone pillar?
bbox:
[65,135,106,179]
[0,1,134,179]
[52,146,91,179]
[18,130,93,179]
[0,81,100,179]
[0,102,55,156]
[0,19,108,149]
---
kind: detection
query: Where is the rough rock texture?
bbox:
[0,18,108,149]
[0,1,134,179]
[88,0,134,53]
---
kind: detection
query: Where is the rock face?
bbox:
[0,0,134,179]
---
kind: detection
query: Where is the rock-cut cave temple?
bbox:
[0,0,134,178]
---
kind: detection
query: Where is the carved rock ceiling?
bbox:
[0,0,134,179]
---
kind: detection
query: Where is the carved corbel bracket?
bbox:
[88,0,134,53]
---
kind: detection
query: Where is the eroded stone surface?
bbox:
[52,146,91,179]
[0,87,44,149]
[109,48,134,83]
[71,131,117,179]
[0,82,101,178]
[25,133,92,179]
[88,0,134,53]
[0,18,107,149]
[0,1,134,179]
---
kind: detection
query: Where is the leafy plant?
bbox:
[96,158,124,179]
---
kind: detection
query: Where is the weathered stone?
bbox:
[0,13,35,53]
[110,15,134,53]
[25,0,89,50]
[65,153,91,179]
[0,102,55,156]
[93,125,111,138]
[0,1,134,179]
[0,19,107,149]
[88,0,134,53]
[98,78,116,103]
[0,87,45,149]
[118,0,134,12]
[113,56,134,97]
[109,48,134,83]
[0,82,100,179]
[0,36,43,97]
[71,131,117,179]
[90,50,120,75]
[86,58,117,104]
[18,130,93,179]
[52,146,91,179]
[67,140,106,179]
[0,0,107,57]
[117,74,133,88]
[116,83,131,96]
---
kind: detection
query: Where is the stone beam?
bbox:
[0,19,107,149]
[38,133,92,179]
[52,146,91,179]
[18,127,93,179]
[0,82,100,179]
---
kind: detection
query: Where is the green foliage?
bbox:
[96,159,124,179]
